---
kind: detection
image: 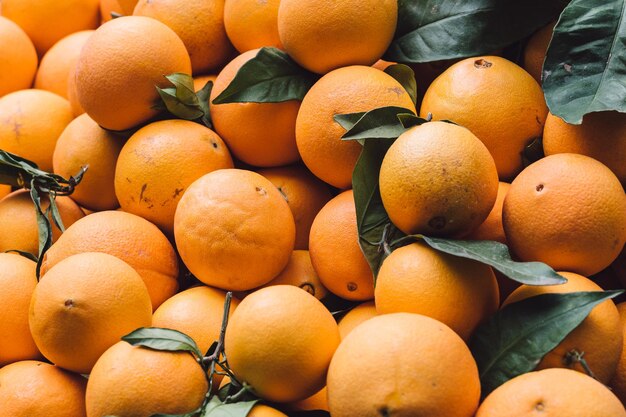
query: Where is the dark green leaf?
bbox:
[4,250,38,262]
[470,290,623,397]
[335,106,420,142]
[122,327,203,359]
[212,47,318,104]
[48,193,65,233]
[30,184,52,278]
[386,0,567,63]
[196,80,214,128]
[384,64,418,105]
[202,396,259,417]
[543,0,626,124]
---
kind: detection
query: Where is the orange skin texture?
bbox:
[380,121,499,237]
[86,341,208,417]
[34,30,94,99]
[0,253,40,366]
[285,386,329,413]
[309,190,375,301]
[225,285,340,402]
[53,113,124,211]
[248,405,289,417]
[210,49,301,167]
[420,56,548,180]
[259,165,333,249]
[337,301,377,340]
[115,119,233,236]
[41,210,179,310]
[0,190,85,257]
[0,0,99,56]
[74,16,192,131]
[0,89,72,172]
[523,21,556,84]
[327,313,481,417]
[174,169,295,291]
[0,360,87,417]
[476,368,626,417]
[611,302,626,404]
[466,182,511,243]
[66,65,85,117]
[504,271,623,384]
[0,17,38,97]
[100,0,139,22]
[277,0,397,74]
[193,74,217,92]
[258,250,329,300]
[224,0,282,53]
[133,0,234,74]
[502,153,626,276]
[543,111,626,184]
[296,65,416,189]
[30,252,152,374]
[375,242,499,341]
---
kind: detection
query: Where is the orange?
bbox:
[309,190,374,301]
[152,285,240,356]
[86,341,208,417]
[277,0,397,74]
[327,313,480,417]
[0,253,39,366]
[74,16,191,131]
[543,111,626,184]
[476,368,626,417]
[174,169,295,291]
[193,74,217,92]
[0,0,99,56]
[371,59,395,71]
[100,0,138,22]
[248,405,288,417]
[523,21,556,84]
[225,285,340,402]
[66,65,85,117]
[0,190,85,257]
[337,301,377,340]
[30,252,152,373]
[466,182,511,243]
[259,250,328,300]
[0,360,87,417]
[611,302,626,404]
[380,121,499,237]
[258,165,333,249]
[375,242,499,340]
[0,16,37,97]
[420,56,548,179]
[210,49,301,167]
[296,65,416,188]
[133,0,234,74]
[34,30,93,99]
[53,113,124,212]
[0,89,72,171]
[504,271,622,383]
[40,210,179,309]
[224,0,282,53]
[285,386,329,412]
[0,184,11,199]
[502,153,626,276]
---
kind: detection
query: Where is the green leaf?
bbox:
[212,47,319,104]
[4,249,38,262]
[196,80,214,128]
[156,73,205,121]
[543,0,626,124]
[29,184,52,278]
[47,193,65,233]
[202,396,259,417]
[335,106,422,142]
[386,0,567,63]
[384,64,418,105]
[122,327,203,360]
[470,290,623,397]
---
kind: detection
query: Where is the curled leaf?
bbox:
[121,327,204,360]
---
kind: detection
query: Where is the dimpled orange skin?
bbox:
[259,250,329,300]
[86,342,208,417]
[0,253,40,366]
[327,313,481,417]
[53,113,124,211]
[115,119,233,236]
[74,16,192,131]
[296,65,416,189]
[41,210,179,310]
[504,272,623,384]
[309,190,375,301]
[543,111,626,184]
[0,89,72,172]
[100,0,139,22]
[610,303,626,404]
[67,66,85,116]
[380,121,499,237]
[466,182,511,243]
[277,0,397,74]
[476,368,626,417]
[0,17,38,97]
[224,0,283,53]
[0,360,87,417]
[174,169,295,291]
[375,242,499,341]
[337,301,377,340]
[193,74,217,92]
[420,56,548,180]
[502,153,626,276]
[259,165,333,249]
[248,405,289,417]
[225,285,340,403]
[210,49,301,167]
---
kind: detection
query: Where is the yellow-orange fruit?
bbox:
[285,386,329,413]
[224,0,282,52]
[466,182,511,243]
[523,21,556,84]
[248,405,288,417]
[0,184,10,199]
[0,16,37,97]
[100,0,138,22]
[66,66,84,117]
[337,301,377,340]
[610,302,626,404]
[259,250,328,300]
[193,74,217,92]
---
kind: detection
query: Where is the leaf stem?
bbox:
[564,349,598,380]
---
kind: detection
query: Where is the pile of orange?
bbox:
[0,1,625,416]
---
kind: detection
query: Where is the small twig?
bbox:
[564,349,598,380]
[202,292,233,366]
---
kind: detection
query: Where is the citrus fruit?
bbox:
[523,21,556,84]
[0,184,10,199]
[0,16,37,97]
[466,181,511,243]
[337,301,377,340]
[248,405,288,417]
[100,0,138,22]
[224,0,282,52]
[258,250,328,300]
[193,74,217,92]
[66,66,85,117]
[610,302,626,404]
